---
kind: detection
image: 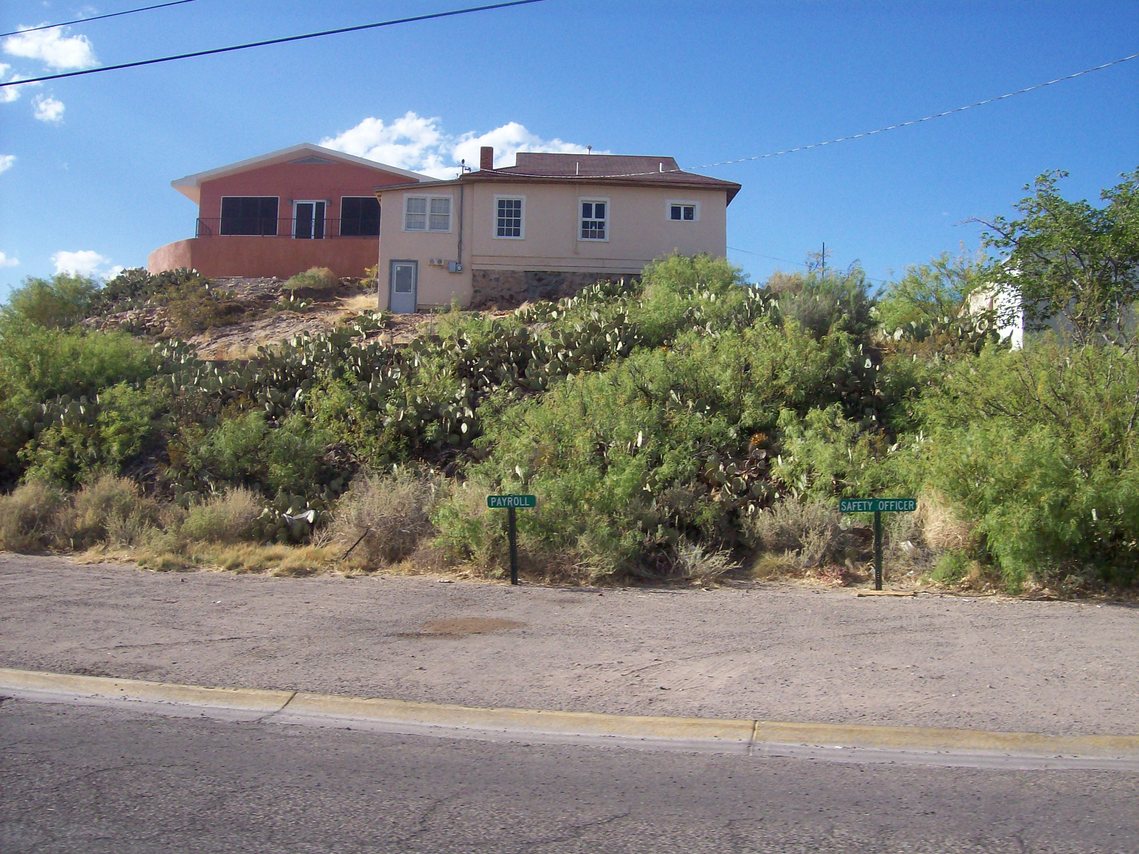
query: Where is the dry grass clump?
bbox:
[179,487,263,544]
[917,489,974,552]
[742,499,862,576]
[0,480,69,552]
[61,474,160,549]
[283,266,338,292]
[670,538,740,584]
[330,468,442,568]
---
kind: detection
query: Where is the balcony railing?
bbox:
[194,218,379,239]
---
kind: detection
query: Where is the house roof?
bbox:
[376,152,741,204]
[170,142,433,204]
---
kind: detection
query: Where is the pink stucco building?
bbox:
[376,147,741,312]
[147,143,430,280]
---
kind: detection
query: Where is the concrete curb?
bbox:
[4,667,1139,768]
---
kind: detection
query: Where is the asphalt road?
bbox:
[4,698,1137,854]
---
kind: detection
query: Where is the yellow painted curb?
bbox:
[286,692,755,745]
[3,667,1138,761]
[0,666,293,714]
[754,720,1139,759]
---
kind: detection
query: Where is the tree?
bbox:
[3,273,99,328]
[874,251,985,339]
[976,169,1139,345]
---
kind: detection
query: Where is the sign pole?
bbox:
[839,497,916,591]
[508,506,519,586]
[873,509,883,591]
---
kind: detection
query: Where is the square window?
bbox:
[404,195,451,232]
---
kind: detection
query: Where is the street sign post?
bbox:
[486,494,537,584]
[839,497,917,590]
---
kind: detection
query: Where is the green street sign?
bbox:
[487,494,537,509]
[839,497,917,514]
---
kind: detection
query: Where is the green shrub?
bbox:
[180,487,263,544]
[0,480,68,552]
[283,267,338,292]
[916,340,1139,590]
[19,383,163,487]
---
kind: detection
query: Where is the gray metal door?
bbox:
[390,261,417,314]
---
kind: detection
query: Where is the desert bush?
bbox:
[180,487,264,544]
[742,499,862,570]
[916,339,1139,590]
[0,480,68,552]
[58,473,160,549]
[0,323,161,485]
[770,266,874,338]
[155,272,243,334]
[332,467,442,566]
[19,382,164,487]
[283,267,338,292]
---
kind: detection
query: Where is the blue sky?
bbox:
[1,0,1137,302]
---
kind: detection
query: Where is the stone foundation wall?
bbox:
[470,269,639,309]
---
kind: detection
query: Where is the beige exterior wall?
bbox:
[377,180,730,311]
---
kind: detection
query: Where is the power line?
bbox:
[486,50,1139,181]
[0,0,547,88]
[698,50,1139,169]
[0,1,196,39]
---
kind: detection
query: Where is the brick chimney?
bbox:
[479,146,494,171]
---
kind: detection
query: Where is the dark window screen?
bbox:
[340,197,381,236]
[220,197,278,235]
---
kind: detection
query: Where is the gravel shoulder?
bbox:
[2,553,1135,736]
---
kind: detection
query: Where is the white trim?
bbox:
[666,200,700,222]
[292,199,327,239]
[578,196,610,242]
[171,143,435,204]
[493,194,526,240]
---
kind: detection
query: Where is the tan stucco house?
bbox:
[376,147,741,312]
[148,143,431,280]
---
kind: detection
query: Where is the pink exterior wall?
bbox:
[147,236,380,280]
[150,158,412,279]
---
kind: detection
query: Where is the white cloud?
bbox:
[52,249,114,277]
[3,26,98,71]
[0,250,19,268]
[0,154,14,175]
[0,63,27,103]
[321,112,596,180]
[32,93,63,123]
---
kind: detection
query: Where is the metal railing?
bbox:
[194,218,379,239]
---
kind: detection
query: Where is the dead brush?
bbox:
[330,468,442,568]
[742,499,867,580]
[0,480,68,552]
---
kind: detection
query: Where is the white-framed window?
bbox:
[668,201,699,222]
[579,198,608,241]
[404,194,452,232]
[495,196,524,239]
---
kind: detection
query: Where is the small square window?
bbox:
[669,203,697,222]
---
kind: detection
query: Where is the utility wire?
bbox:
[0,0,547,88]
[0,1,195,39]
[492,50,1139,180]
[698,50,1139,170]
